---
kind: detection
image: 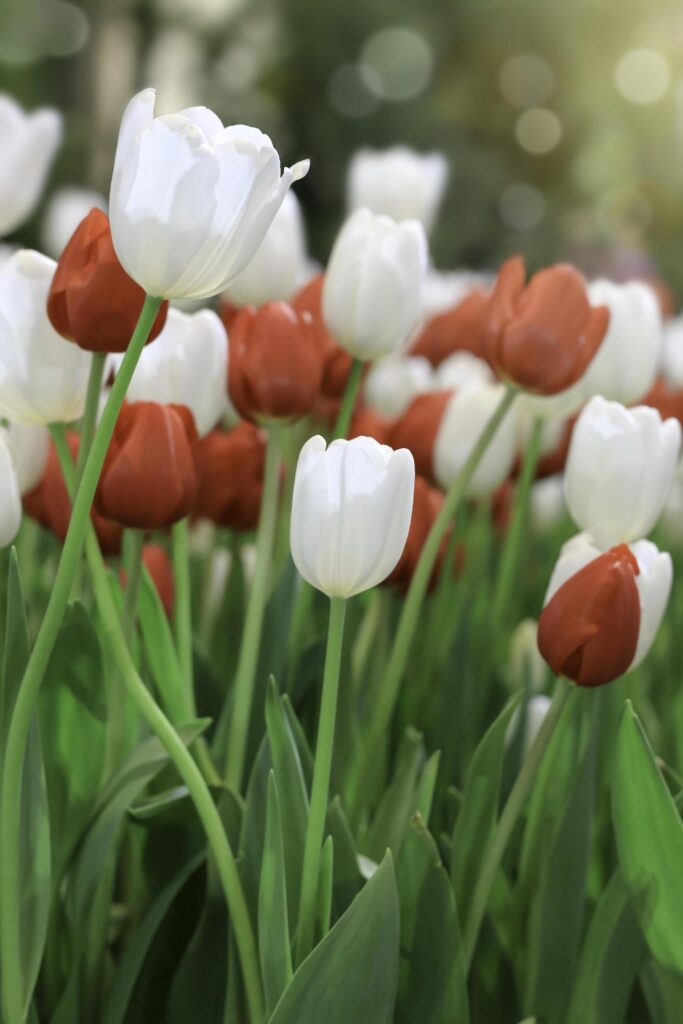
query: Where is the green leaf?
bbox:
[612,701,683,975]
[259,772,293,1016]
[326,797,362,916]
[0,547,29,758]
[363,727,425,863]
[641,961,683,1024]
[268,853,400,1024]
[138,567,187,721]
[565,870,646,1024]
[318,835,334,939]
[414,750,441,826]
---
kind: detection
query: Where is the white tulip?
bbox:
[582,280,662,404]
[109,88,309,300]
[543,531,602,605]
[0,251,92,426]
[118,307,227,436]
[41,186,107,258]
[290,434,415,598]
[420,268,490,319]
[661,317,683,388]
[434,351,494,391]
[0,432,21,548]
[0,95,62,237]
[347,147,448,233]
[364,355,433,417]
[530,474,567,531]
[564,396,680,549]
[322,209,428,361]
[3,422,49,494]
[433,383,518,498]
[222,191,312,307]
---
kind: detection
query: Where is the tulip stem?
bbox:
[76,351,107,481]
[364,386,518,753]
[224,424,282,790]
[172,517,195,714]
[333,358,364,439]
[0,294,162,1024]
[122,528,144,641]
[295,596,347,965]
[491,417,543,636]
[462,679,572,971]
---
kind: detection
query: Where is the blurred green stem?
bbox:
[462,679,572,971]
[0,295,162,1024]
[333,358,363,439]
[224,425,282,790]
[296,596,347,964]
[76,351,106,481]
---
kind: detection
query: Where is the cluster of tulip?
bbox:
[1,85,682,1024]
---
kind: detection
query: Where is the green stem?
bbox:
[462,680,572,971]
[121,529,144,642]
[368,386,518,745]
[224,425,282,790]
[490,418,543,634]
[76,352,106,481]
[52,423,265,1024]
[295,597,347,965]
[0,295,162,1024]
[333,358,364,439]
[172,517,194,712]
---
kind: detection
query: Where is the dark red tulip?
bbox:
[193,423,266,531]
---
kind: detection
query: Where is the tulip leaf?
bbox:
[259,772,292,1016]
[0,547,29,758]
[363,727,425,863]
[326,796,362,916]
[612,701,683,975]
[268,852,400,1024]
[565,870,646,1024]
[641,961,683,1023]
[138,567,187,722]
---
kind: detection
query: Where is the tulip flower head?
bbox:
[120,306,226,435]
[0,95,62,237]
[364,354,433,418]
[434,351,494,391]
[293,274,352,398]
[109,89,309,300]
[390,390,452,482]
[290,434,415,597]
[228,301,323,423]
[564,396,681,549]
[95,402,198,529]
[48,209,169,353]
[411,289,490,366]
[347,147,448,233]
[483,256,609,395]
[3,422,49,495]
[0,431,22,548]
[386,474,460,592]
[193,423,266,530]
[0,250,92,426]
[322,208,428,361]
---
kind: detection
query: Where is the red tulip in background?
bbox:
[386,474,461,591]
[292,274,353,399]
[411,289,490,367]
[193,423,266,531]
[390,390,452,482]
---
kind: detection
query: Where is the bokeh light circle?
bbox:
[361,27,433,101]
[499,53,554,108]
[514,108,562,155]
[499,183,545,230]
[615,49,670,105]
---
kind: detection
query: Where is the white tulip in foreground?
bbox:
[41,186,107,258]
[119,307,227,436]
[3,422,49,495]
[0,251,92,426]
[433,382,518,498]
[583,280,662,404]
[544,531,672,670]
[322,208,428,361]
[564,396,680,549]
[364,354,433,417]
[0,431,22,548]
[109,89,309,300]
[0,95,62,237]
[223,191,312,307]
[290,435,415,597]
[347,146,448,233]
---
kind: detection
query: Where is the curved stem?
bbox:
[295,597,347,965]
[462,680,572,971]
[75,352,106,481]
[333,358,364,439]
[0,295,162,1024]
[224,426,282,790]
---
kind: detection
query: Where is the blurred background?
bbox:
[2,0,683,296]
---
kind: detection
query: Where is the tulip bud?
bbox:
[95,402,198,529]
[193,424,266,530]
[390,390,452,481]
[434,351,494,391]
[0,251,92,426]
[364,355,433,417]
[228,302,323,423]
[385,475,459,592]
[121,544,175,617]
[322,209,428,361]
[3,422,49,495]
[411,290,490,366]
[347,147,448,233]
[433,383,518,498]
[290,434,415,597]
[117,307,227,435]
[0,432,22,548]
[564,396,681,549]
[293,274,353,399]
[581,280,662,404]
[41,187,107,258]
[0,95,62,237]
[109,89,309,300]
[223,192,312,307]
[483,256,609,395]
[47,209,169,354]
[24,433,122,554]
